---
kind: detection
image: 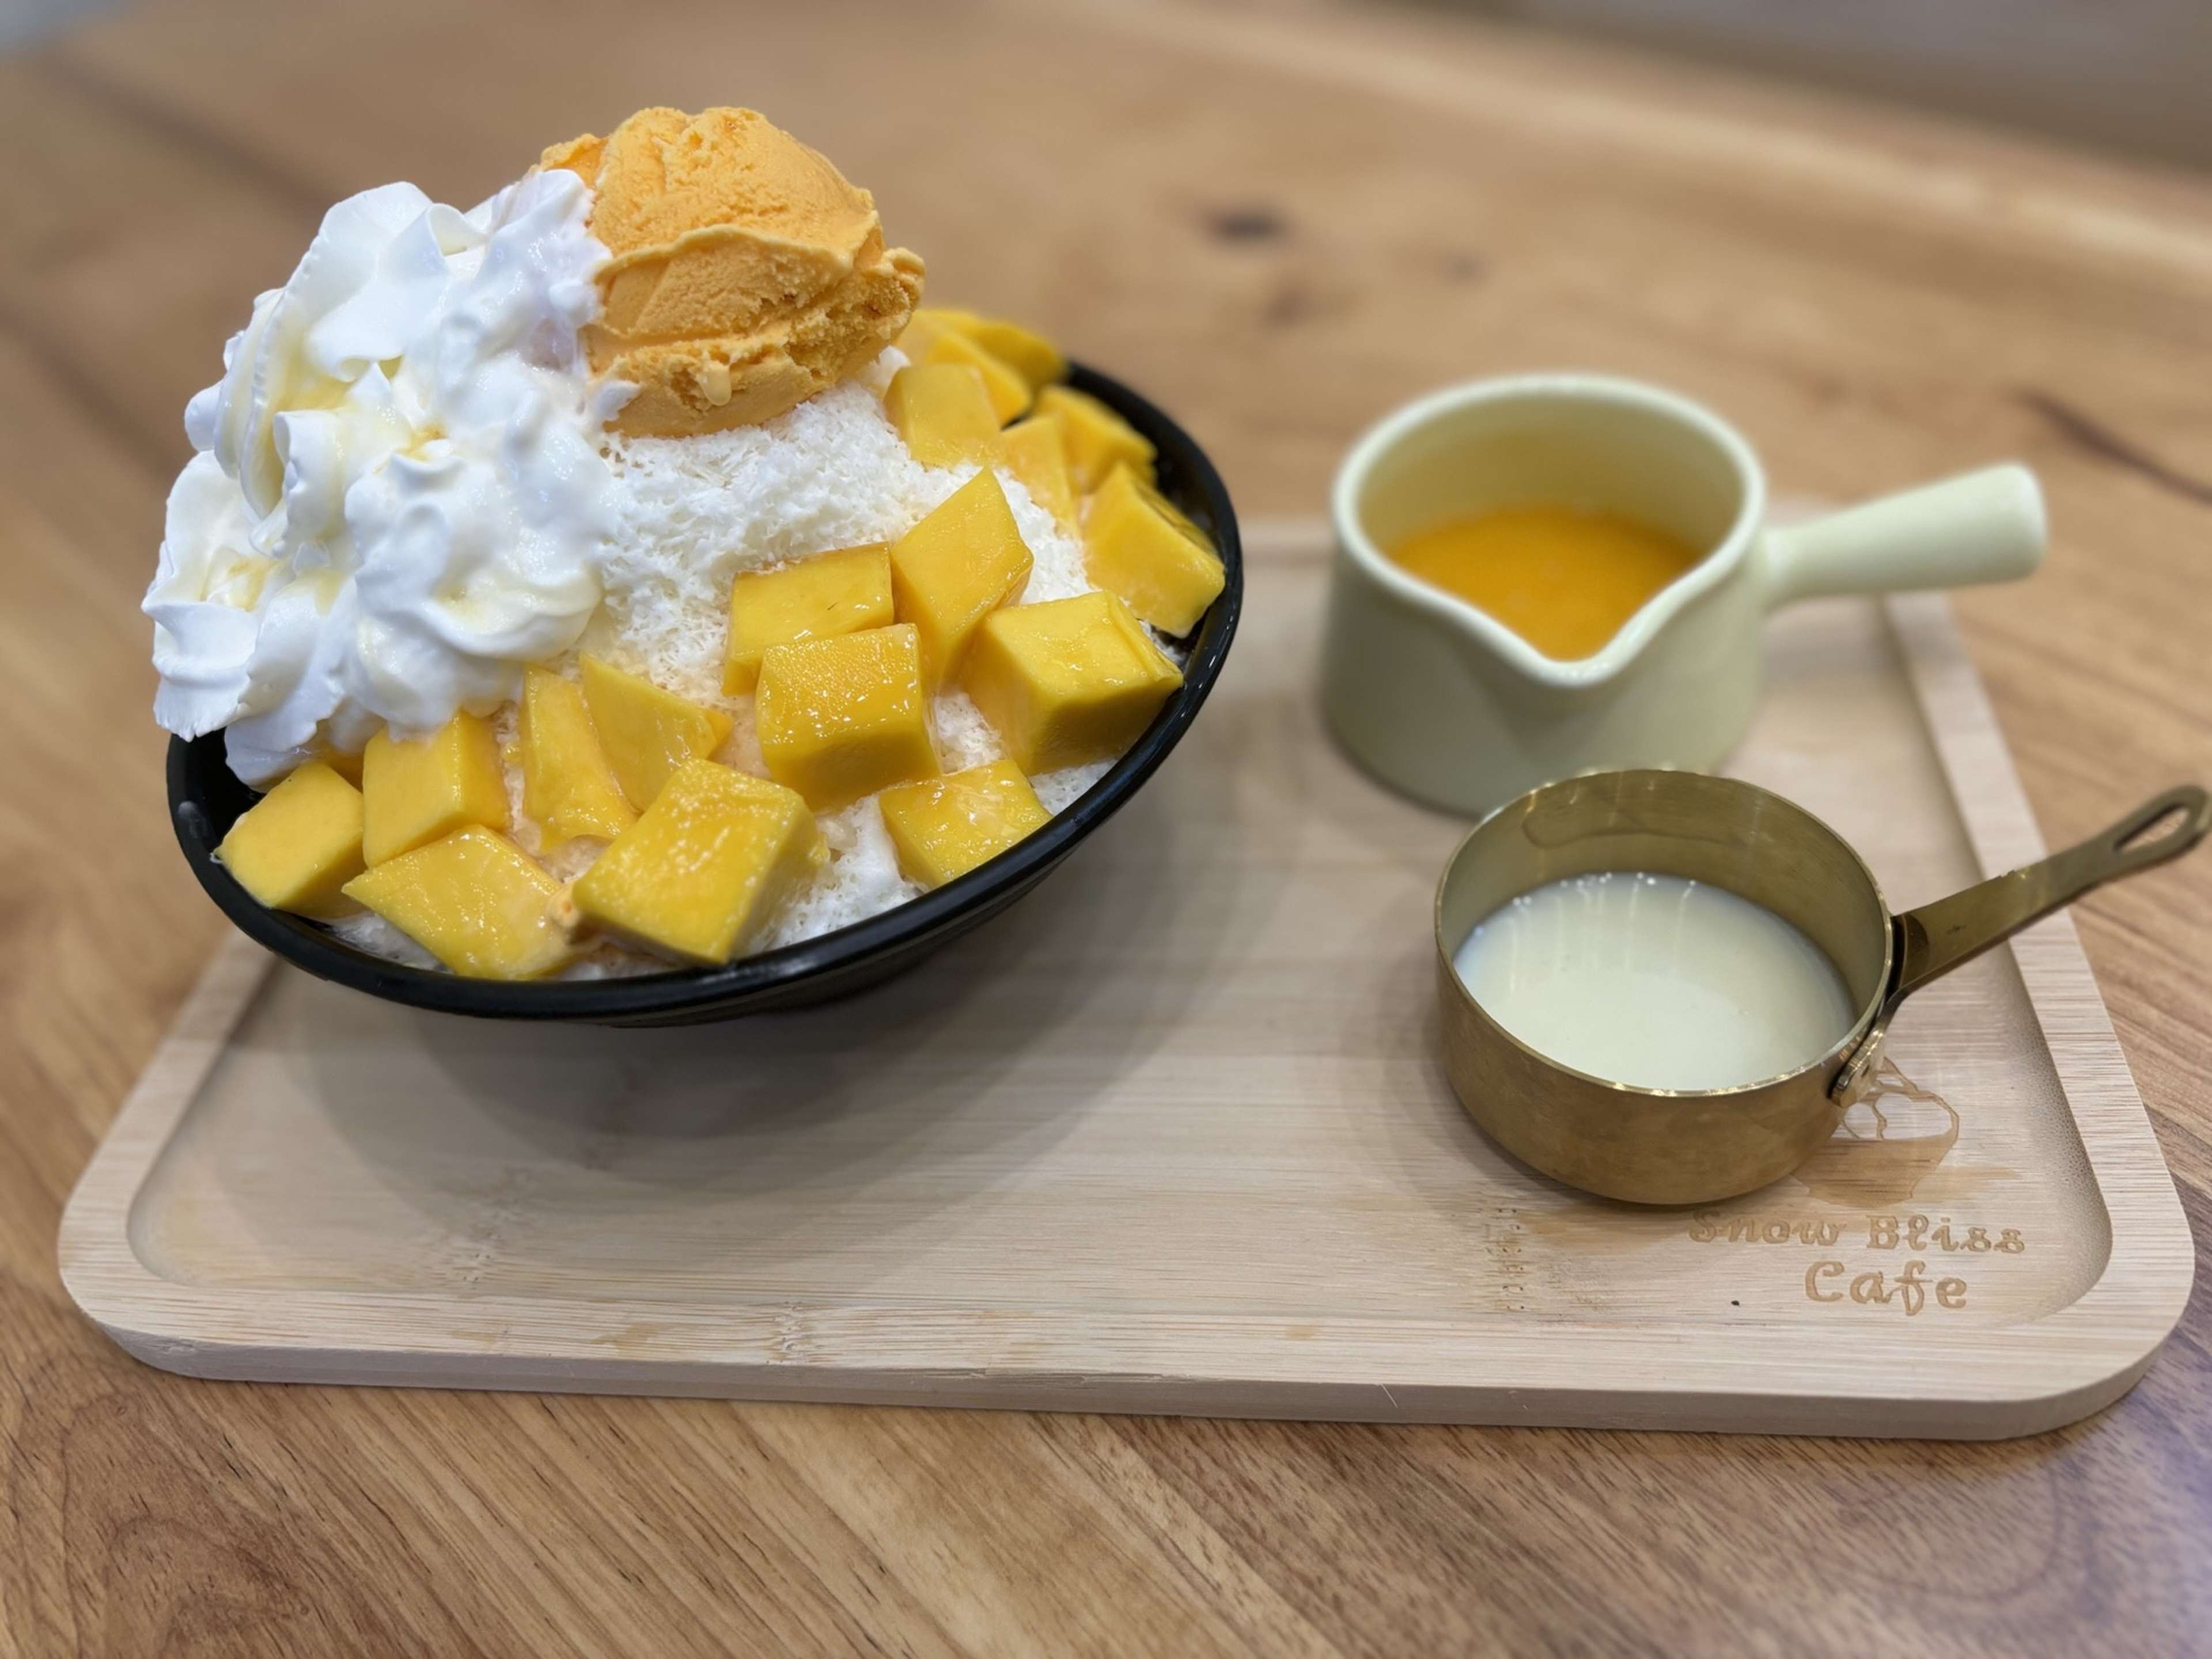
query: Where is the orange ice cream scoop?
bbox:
[543,107,926,437]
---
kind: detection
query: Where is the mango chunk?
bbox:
[1082,463,1227,635]
[343,827,575,980]
[521,668,635,849]
[572,760,824,966]
[899,314,1030,423]
[906,305,982,332]
[878,760,1051,889]
[756,623,940,812]
[1033,384,1155,493]
[896,308,978,363]
[580,656,734,812]
[935,331,1030,423]
[361,712,509,868]
[315,743,365,786]
[964,590,1183,774]
[724,544,895,695]
[999,414,1078,531]
[885,363,1002,468]
[908,308,1068,393]
[953,316,1067,393]
[889,471,1034,687]
[216,760,365,918]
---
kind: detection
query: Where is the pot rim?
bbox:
[1430,768,1896,1102]
[1332,372,1767,689]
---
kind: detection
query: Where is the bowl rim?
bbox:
[167,363,1243,1022]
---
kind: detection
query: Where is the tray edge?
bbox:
[54,571,2196,1438]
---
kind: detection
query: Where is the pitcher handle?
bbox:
[1763,463,2046,608]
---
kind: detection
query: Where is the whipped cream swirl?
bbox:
[146,168,625,784]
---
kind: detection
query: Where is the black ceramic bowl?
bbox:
[168,365,1241,1026]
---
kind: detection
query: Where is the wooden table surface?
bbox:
[4,0,2209,1652]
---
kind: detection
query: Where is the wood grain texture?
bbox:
[52,554,2195,1438]
[3,0,2209,1652]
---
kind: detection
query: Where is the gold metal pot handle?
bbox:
[1831,782,2210,1102]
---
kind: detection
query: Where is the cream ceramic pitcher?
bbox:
[1321,374,2046,816]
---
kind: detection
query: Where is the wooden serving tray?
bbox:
[60,520,2193,1437]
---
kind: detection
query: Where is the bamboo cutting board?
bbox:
[58,520,2193,1437]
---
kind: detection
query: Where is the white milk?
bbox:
[1452,872,1857,1091]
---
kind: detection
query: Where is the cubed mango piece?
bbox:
[999,414,1078,531]
[361,712,509,868]
[878,760,1051,889]
[216,760,365,918]
[315,743,365,785]
[906,305,982,331]
[343,827,576,980]
[579,656,734,811]
[1033,384,1154,493]
[724,544,895,695]
[889,471,1034,687]
[936,331,1029,423]
[1082,463,1227,635]
[908,308,1068,392]
[884,363,1001,468]
[964,590,1183,774]
[900,313,1030,423]
[953,316,1067,393]
[571,760,824,966]
[520,668,635,849]
[896,308,979,360]
[756,624,939,812]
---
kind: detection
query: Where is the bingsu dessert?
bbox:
[147,107,1225,979]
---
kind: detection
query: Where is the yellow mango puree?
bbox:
[1388,505,1702,660]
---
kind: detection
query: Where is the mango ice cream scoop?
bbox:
[543,107,926,436]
